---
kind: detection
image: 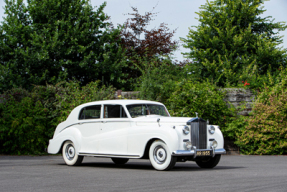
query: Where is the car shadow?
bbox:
[58,162,245,171]
[172,164,245,172]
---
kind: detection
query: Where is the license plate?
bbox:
[196,150,212,156]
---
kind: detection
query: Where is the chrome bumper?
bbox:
[172,148,226,157]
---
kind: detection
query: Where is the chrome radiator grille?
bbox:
[189,119,207,149]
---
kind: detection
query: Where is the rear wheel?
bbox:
[111,158,129,165]
[196,154,221,168]
[149,140,177,171]
[62,141,83,166]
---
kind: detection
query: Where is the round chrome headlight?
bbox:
[182,125,190,135]
[208,125,215,134]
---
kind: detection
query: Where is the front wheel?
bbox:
[196,154,221,168]
[149,140,177,171]
[62,141,83,166]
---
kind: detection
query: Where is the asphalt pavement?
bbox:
[0,155,287,192]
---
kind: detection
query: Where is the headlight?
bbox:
[182,125,190,135]
[208,125,215,134]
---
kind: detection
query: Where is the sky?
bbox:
[0,0,286,61]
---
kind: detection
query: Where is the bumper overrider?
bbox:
[172,148,226,158]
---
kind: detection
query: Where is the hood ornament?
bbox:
[195,112,198,118]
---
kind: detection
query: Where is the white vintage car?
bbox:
[48,100,226,171]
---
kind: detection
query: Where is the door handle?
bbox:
[101,121,107,123]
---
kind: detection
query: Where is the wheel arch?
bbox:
[141,138,165,159]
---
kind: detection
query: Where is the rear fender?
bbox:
[47,127,82,154]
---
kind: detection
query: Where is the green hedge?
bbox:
[167,80,234,130]
[0,81,115,155]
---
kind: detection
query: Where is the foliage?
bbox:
[225,115,249,141]
[52,81,116,124]
[136,57,185,104]
[181,0,287,87]
[225,79,287,155]
[0,0,125,92]
[167,80,234,128]
[121,6,177,59]
[237,87,287,154]
[120,7,178,89]
[0,81,115,155]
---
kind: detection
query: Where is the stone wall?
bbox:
[224,88,255,116]
[114,90,140,99]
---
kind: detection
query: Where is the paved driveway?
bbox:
[0,155,286,192]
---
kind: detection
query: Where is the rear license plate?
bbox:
[196,150,212,156]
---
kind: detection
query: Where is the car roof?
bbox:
[65,100,167,122]
[78,99,164,107]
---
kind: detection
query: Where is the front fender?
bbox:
[127,125,180,157]
[47,127,82,154]
[211,125,224,149]
[151,126,180,153]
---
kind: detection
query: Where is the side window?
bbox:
[104,105,127,118]
[126,104,148,118]
[79,105,101,120]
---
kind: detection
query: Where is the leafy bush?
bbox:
[136,58,186,104]
[52,81,116,124]
[167,80,234,129]
[0,81,115,155]
[233,81,287,155]
[224,115,249,141]
[235,66,287,91]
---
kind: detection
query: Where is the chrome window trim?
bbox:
[59,120,131,133]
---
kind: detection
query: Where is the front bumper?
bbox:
[172,148,226,157]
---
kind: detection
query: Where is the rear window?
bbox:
[79,105,101,120]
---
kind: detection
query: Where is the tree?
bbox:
[181,0,287,87]
[0,0,125,92]
[120,7,178,89]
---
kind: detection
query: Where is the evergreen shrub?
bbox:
[0,81,115,155]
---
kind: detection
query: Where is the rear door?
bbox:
[98,104,130,155]
[77,105,101,153]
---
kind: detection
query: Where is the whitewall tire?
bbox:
[62,141,83,166]
[149,140,177,171]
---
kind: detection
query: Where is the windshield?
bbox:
[126,104,170,118]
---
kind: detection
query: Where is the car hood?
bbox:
[133,116,193,126]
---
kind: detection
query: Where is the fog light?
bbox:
[185,141,192,149]
[212,140,218,148]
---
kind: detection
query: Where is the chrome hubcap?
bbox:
[153,145,167,164]
[65,144,75,160]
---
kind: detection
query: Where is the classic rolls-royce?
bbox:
[47,100,226,171]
